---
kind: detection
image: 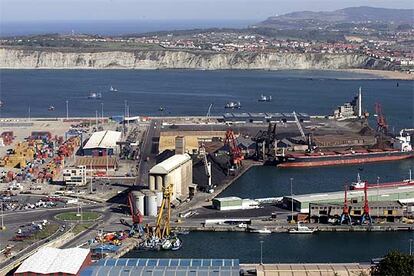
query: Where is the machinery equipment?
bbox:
[224,129,244,169]
[361,183,372,224]
[375,102,388,134]
[155,183,173,239]
[199,144,212,189]
[252,123,277,162]
[293,111,313,151]
[340,185,352,225]
[127,192,143,231]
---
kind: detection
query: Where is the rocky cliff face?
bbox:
[0,48,394,70]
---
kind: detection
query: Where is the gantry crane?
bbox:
[340,185,352,225]
[375,103,388,134]
[155,183,173,239]
[127,192,143,230]
[224,129,244,168]
[361,183,372,224]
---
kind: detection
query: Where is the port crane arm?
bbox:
[293,111,306,139]
[127,192,143,225]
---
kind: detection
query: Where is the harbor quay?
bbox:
[1,100,413,274]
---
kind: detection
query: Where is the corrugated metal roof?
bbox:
[84,130,122,149]
[150,154,191,174]
[80,258,239,276]
[16,247,90,275]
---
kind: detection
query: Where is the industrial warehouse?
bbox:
[282,186,414,213]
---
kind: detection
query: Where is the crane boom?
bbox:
[293,111,306,139]
[206,103,213,119]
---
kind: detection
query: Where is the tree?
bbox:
[371,251,414,276]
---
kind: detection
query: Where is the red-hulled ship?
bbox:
[277,130,413,168]
[349,172,414,190]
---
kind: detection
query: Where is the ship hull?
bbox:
[278,151,414,168]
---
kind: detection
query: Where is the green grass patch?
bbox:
[55,211,101,221]
[72,223,94,235]
[29,224,60,241]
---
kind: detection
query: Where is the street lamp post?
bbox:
[290,177,294,223]
[1,200,4,230]
[260,240,264,265]
[101,102,104,124]
[410,239,413,256]
[66,100,69,119]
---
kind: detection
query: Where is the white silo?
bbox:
[144,190,158,217]
[155,190,163,207]
[132,191,145,215]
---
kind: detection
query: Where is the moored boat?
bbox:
[278,130,413,168]
[288,223,317,234]
[350,171,414,190]
[249,227,271,234]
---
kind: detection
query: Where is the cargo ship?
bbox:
[349,171,414,190]
[278,130,413,168]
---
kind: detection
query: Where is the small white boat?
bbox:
[109,86,118,92]
[225,101,242,109]
[88,92,102,99]
[171,238,182,251]
[161,239,172,250]
[288,223,317,234]
[258,94,272,102]
[250,227,271,234]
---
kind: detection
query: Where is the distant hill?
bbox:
[259,6,414,28]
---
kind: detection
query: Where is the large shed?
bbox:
[83,130,122,156]
[80,258,240,276]
[15,247,91,276]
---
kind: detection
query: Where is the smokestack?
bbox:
[358,87,362,118]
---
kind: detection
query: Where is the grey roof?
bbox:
[80,259,240,276]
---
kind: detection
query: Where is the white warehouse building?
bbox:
[83,130,122,156]
[149,154,193,200]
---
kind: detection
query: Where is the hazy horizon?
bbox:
[1,0,413,23]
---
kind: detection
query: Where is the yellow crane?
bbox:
[155,183,173,239]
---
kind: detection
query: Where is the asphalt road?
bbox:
[136,120,157,185]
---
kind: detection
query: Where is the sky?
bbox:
[1,0,413,22]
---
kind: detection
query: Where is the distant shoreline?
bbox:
[339,69,414,80]
[0,67,412,80]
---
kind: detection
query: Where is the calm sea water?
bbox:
[220,160,414,199]
[0,69,413,131]
[125,231,414,263]
[1,69,413,262]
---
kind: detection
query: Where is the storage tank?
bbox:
[132,191,145,215]
[155,191,163,207]
[144,190,158,217]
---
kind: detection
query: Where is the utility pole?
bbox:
[410,239,413,256]
[101,103,104,125]
[290,178,294,223]
[28,105,31,122]
[1,200,4,230]
[66,100,69,119]
[95,110,98,127]
[260,240,264,265]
